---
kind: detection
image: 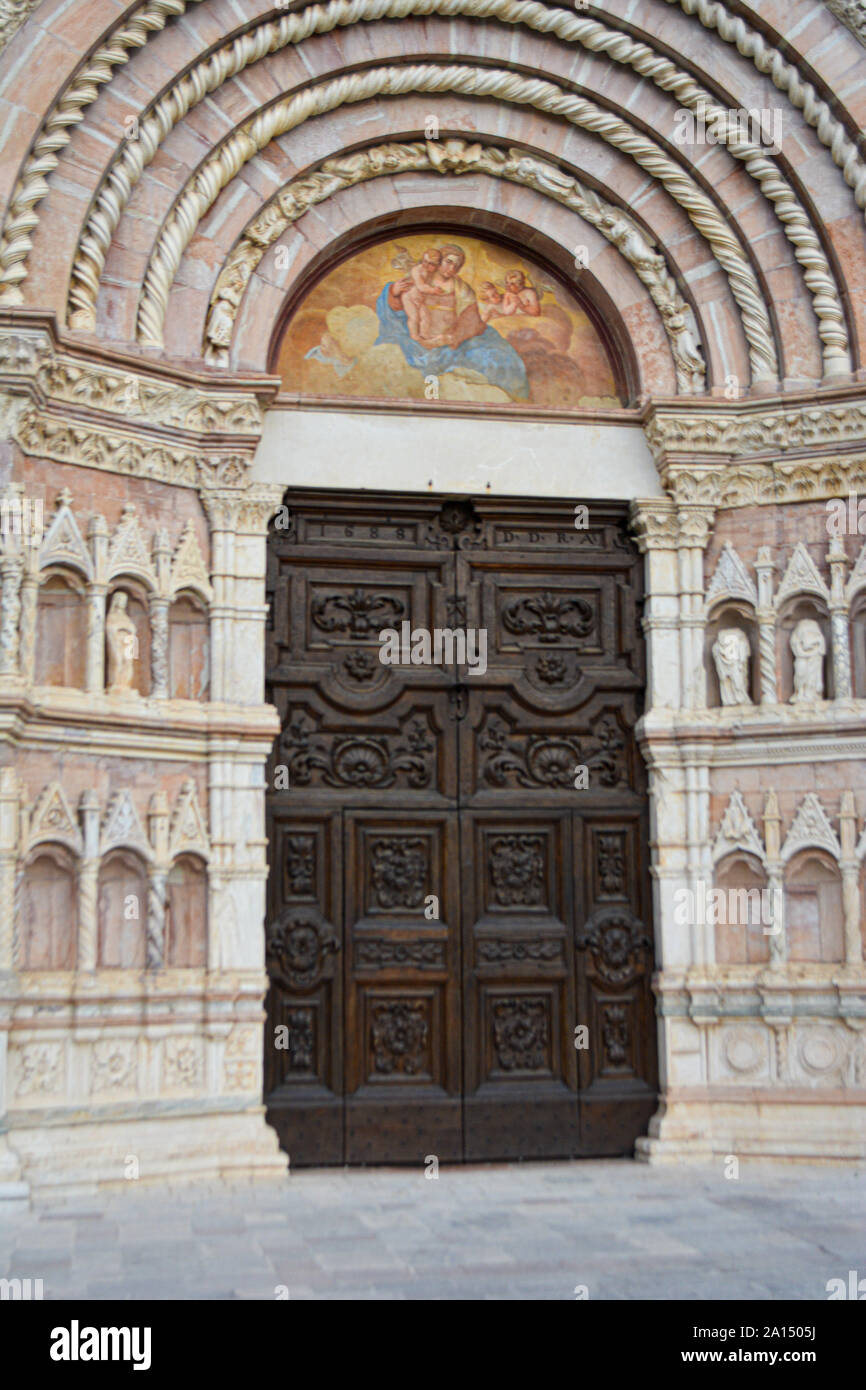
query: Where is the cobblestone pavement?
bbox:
[2,1159,864,1300]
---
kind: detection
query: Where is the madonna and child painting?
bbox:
[275,234,622,409]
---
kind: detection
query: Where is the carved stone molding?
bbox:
[199,483,286,535]
[0,0,42,53]
[37,356,263,435]
[826,1,866,47]
[137,68,778,382]
[100,789,153,861]
[665,456,866,510]
[200,139,708,391]
[14,406,251,490]
[25,782,83,857]
[646,399,866,463]
[0,328,263,437]
[630,499,716,551]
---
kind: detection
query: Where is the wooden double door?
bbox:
[264,493,656,1164]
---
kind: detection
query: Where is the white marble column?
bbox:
[630,500,681,711]
[676,506,714,710]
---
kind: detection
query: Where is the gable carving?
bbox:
[774,543,830,609]
[781,794,841,864]
[712,790,766,865]
[26,782,83,855]
[705,543,758,610]
[39,491,92,580]
[169,780,210,861]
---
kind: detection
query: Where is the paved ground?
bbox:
[1,1159,864,1300]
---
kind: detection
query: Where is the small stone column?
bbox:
[0,554,22,676]
[0,770,20,972]
[828,536,852,700]
[147,792,169,967]
[77,790,101,971]
[150,529,171,700]
[755,547,777,705]
[149,597,169,700]
[763,791,786,967]
[85,515,108,694]
[839,792,862,965]
[17,556,38,686]
[676,506,714,710]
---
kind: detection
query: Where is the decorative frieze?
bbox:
[37,358,263,435]
[14,407,250,490]
[646,398,866,462]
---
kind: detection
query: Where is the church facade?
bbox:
[1,0,866,1195]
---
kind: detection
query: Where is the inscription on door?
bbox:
[265,494,656,1163]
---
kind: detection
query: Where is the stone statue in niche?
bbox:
[105,592,138,694]
[790,618,826,703]
[712,627,752,706]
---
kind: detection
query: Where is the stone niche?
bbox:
[705,602,759,708]
[713,850,770,965]
[777,596,832,704]
[35,572,87,688]
[784,849,844,963]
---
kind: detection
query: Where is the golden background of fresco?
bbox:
[276,234,621,408]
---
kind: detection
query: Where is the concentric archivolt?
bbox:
[61,0,849,375]
[0,0,205,301]
[135,60,779,382]
[0,0,861,384]
[204,137,708,391]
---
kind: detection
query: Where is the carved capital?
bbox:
[629,500,679,552]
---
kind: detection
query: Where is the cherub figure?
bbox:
[391,246,452,344]
[502,269,540,317]
[477,281,504,322]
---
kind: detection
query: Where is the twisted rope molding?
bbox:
[67,0,845,375]
[136,61,779,382]
[668,0,866,208]
[3,0,862,354]
[202,137,707,392]
[0,0,204,302]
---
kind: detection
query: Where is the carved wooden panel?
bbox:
[345,811,461,1161]
[262,811,343,1163]
[265,493,654,1163]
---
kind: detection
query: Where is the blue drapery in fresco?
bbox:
[374,284,529,399]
